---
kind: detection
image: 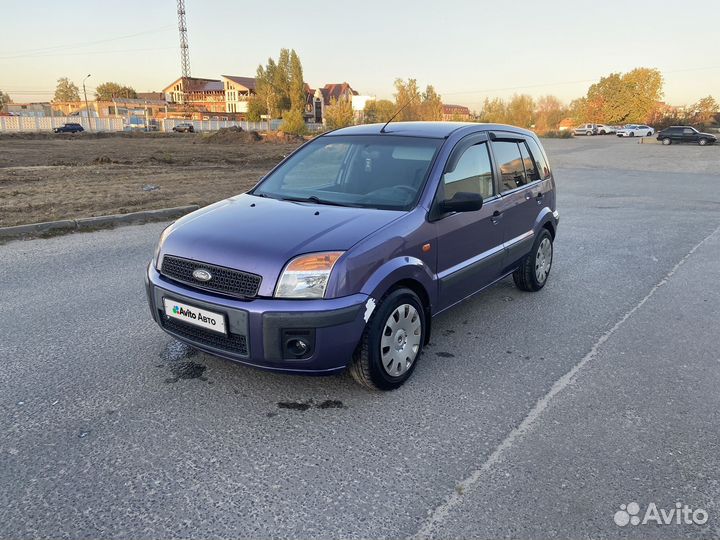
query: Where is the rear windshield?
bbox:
[252,135,442,210]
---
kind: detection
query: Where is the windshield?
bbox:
[252,135,443,210]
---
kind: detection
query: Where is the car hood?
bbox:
[158,194,405,296]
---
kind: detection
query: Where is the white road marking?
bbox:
[413,223,720,539]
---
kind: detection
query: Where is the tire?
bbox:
[646,132,652,137]
[599,130,606,135]
[629,132,635,137]
[661,138,671,145]
[699,138,708,146]
[513,229,554,292]
[349,288,425,391]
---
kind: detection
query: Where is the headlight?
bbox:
[154,224,174,269]
[275,252,344,299]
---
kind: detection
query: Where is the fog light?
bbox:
[288,339,308,355]
[282,329,315,360]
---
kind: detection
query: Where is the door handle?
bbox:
[491,210,503,224]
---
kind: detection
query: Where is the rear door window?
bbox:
[492,141,527,192]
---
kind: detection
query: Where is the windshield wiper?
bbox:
[279,195,359,208]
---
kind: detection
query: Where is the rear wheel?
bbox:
[661,138,671,145]
[646,131,652,137]
[349,288,425,391]
[699,138,708,146]
[629,132,635,137]
[513,229,553,292]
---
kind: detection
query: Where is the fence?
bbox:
[0,115,326,134]
[0,116,124,132]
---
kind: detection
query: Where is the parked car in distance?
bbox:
[574,123,597,136]
[617,125,654,137]
[656,126,717,146]
[172,123,195,133]
[596,124,616,135]
[146,122,559,390]
[53,123,84,134]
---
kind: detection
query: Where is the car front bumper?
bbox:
[145,263,369,374]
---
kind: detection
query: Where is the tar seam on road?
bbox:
[413,222,720,539]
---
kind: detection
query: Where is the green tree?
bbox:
[393,78,422,121]
[289,50,306,114]
[255,48,305,119]
[363,99,395,123]
[478,97,508,124]
[246,96,267,122]
[95,82,137,100]
[580,67,663,123]
[691,95,719,125]
[534,95,566,132]
[568,97,589,123]
[0,89,12,109]
[53,77,80,102]
[421,85,443,120]
[280,108,308,136]
[507,94,534,128]
[325,97,355,130]
[273,48,292,113]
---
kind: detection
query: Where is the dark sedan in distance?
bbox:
[657,126,717,146]
[53,123,84,134]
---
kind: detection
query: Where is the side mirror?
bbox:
[439,191,483,213]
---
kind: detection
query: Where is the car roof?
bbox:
[326,121,535,139]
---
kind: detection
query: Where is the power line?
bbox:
[0,46,177,61]
[1,25,175,57]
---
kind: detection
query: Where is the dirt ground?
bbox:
[0,131,302,227]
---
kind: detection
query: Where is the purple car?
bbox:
[145,122,559,390]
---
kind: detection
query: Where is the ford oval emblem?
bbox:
[192,268,212,282]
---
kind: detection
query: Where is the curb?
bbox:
[0,205,199,240]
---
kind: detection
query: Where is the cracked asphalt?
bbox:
[1,136,719,539]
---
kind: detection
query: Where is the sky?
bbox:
[2,0,719,110]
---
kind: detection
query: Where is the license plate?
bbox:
[163,298,227,335]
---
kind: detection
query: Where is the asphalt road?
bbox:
[1,136,719,539]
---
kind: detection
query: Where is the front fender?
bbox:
[360,256,436,311]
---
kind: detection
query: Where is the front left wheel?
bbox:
[349,288,425,391]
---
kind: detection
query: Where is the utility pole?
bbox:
[82,74,92,132]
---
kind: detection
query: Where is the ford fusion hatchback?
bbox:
[146,122,559,390]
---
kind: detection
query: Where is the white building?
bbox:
[221,75,256,114]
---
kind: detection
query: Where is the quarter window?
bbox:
[525,138,550,179]
[442,142,494,199]
[492,141,527,192]
[519,142,540,182]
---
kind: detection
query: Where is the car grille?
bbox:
[160,255,262,298]
[160,314,249,357]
